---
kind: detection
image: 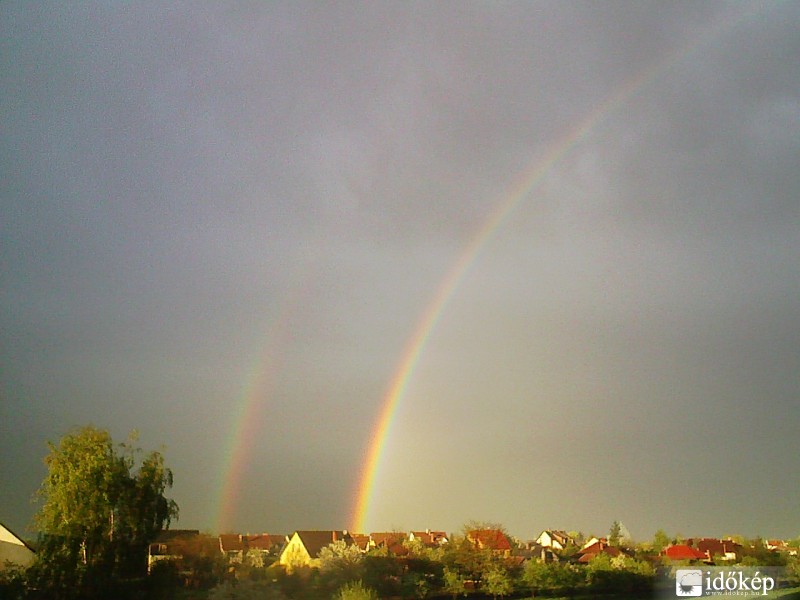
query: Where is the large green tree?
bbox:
[32,426,178,597]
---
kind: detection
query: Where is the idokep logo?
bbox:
[673,567,778,597]
[676,569,703,597]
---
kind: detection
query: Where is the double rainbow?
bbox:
[213,4,762,535]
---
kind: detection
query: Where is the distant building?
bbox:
[661,544,707,562]
[409,529,449,547]
[535,530,576,551]
[369,532,409,555]
[279,530,354,571]
[466,529,513,557]
[218,533,284,562]
[147,529,201,573]
[693,538,742,562]
[0,522,35,570]
[576,539,626,563]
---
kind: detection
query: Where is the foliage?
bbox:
[483,563,513,599]
[740,538,787,566]
[523,560,583,593]
[319,539,364,573]
[609,520,621,546]
[785,556,800,585]
[442,566,468,599]
[611,553,655,577]
[652,529,671,552]
[317,540,365,595]
[334,579,378,600]
[30,425,178,598]
[361,554,403,597]
[584,551,654,594]
[0,563,28,600]
[399,570,432,599]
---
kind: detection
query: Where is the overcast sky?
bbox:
[2,1,798,542]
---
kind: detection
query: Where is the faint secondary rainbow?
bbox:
[349,5,761,533]
[215,273,313,533]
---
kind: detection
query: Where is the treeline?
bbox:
[211,535,659,600]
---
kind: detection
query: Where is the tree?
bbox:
[652,529,670,552]
[31,426,178,597]
[483,563,513,599]
[523,561,582,595]
[442,567,468,599]
[609,521,621,547]
[318,540,364,593]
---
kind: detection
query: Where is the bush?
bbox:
[334,579,378,600]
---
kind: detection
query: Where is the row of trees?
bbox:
[215,534,800,600]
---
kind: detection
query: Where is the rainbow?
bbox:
[349,5,761,533]
[215,273,313,533]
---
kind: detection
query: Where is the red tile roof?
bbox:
[370,532,408,555]
[662,544,707,561]
[467,529,512,551]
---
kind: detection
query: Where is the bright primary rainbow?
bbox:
[348,6,760,534]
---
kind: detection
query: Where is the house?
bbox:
[581,536,605,550]
[694,538,741,562]
[219,534,246,563]
[147,529,201,573]
[0,522,35,570]
[219,533,284,564]
[467,529,513,557]
[535,530,575,551]
[576,539,625,563]
[523,542,556,563]
[349,533,371,552]
[246,533,285,556]
[409,530,448,547]
[279,530,354,571]
[661,544,707,562]
[370,532,409,555]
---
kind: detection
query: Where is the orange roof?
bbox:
[467,529,512,551]
[662,544,706,561]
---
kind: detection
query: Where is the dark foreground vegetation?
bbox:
[2,426,799,599]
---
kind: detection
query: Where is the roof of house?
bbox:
[662,544,707,561]
[219,534,245,552]
[411,530,448,546]
[467,529,512,551]
[370,532,409,555]
[371,532,406,545]
[292,530,353,559]
[578,540,606,555]
[0,522,36,570]
[247,534,284,551]
[695,538,741,556]
[153,529,200,542]
[577,545,623,562]
[0,522,34,552]
[349,534,370,551]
